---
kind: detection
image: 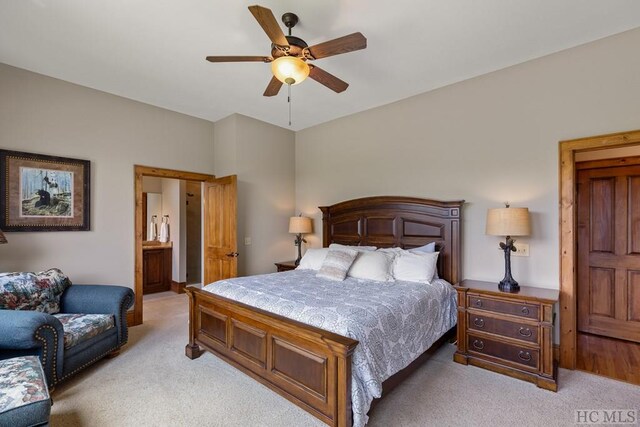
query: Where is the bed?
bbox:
[185,196,463,426]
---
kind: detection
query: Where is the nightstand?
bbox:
[275,260,297,272]
[453,279,559,391]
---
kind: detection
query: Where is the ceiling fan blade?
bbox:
[308,65,349,93]
[206,56,272,63]
[263,76,283,97]
[248,5,289,47]
[307,32,367,60]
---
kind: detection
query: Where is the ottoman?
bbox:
[0,356,51,427]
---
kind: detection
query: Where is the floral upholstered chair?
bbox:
[0,269,134,387]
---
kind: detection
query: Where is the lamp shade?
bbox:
[0,229,6,244]
[486,207,531,237]
[272,56,310,86]
[289,216,312,234]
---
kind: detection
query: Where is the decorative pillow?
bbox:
[329,243,377,252]
[297,248,330,271]
[347,251,395,282]
[392,251,439,284]
[377,247,403,253]
[316,248,358,281]
[0,268,72,313]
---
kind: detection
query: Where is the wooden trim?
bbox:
[135,165,214,182]
[126,310,135,327]
[575,156,640,170]
[171,280,187,294]
[133,165,214,326]
[558,129,640,369]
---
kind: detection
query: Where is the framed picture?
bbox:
[0,150,90,231]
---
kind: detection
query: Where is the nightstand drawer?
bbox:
[467,295,539,320]
[467,312,539,344]
[467,333,539,371]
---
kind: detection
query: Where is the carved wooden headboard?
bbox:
[319,196,464,285]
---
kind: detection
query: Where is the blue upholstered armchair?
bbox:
[0,270,134,387]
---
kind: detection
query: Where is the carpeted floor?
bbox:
[50,292,640,427]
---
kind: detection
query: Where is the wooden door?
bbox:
[203,175,238,285]
[577,164,640,343]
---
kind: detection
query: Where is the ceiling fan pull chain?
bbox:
[288,84,292,126]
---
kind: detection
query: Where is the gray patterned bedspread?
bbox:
[203,269,457,427]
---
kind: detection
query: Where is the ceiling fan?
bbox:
[206,5,367,97]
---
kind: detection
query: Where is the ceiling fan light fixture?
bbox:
[271,56,309,85]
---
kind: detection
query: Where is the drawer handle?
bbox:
[521,307,530,315]
[473,318,485,328]
[518,327,532,337]
[518,351,532,361]
[474,299,483,307]
[472,339,484,350]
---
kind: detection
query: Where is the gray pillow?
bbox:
[316,248,358,281]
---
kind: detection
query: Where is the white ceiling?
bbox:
[1,1,640,130]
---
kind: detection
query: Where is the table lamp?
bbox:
[289,215,312,266]
[486,204,531,292]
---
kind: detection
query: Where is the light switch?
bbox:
[244,237,252,246]
[513,243,529,257]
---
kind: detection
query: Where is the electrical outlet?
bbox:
[244,237,252,246]
[513,243,529,257]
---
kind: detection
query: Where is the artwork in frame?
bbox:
[0,150,90,231]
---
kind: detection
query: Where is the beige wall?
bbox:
[212,114,296,277]
[295,28,640,290]
[160,178,187,283]
[0,63,215,287]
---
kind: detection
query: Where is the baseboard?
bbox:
[171,281,187,294]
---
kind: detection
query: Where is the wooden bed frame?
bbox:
[185,196,463,426]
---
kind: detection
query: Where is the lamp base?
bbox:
[498,278,520,293]
[294,234,303,266]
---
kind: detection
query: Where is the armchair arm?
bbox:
[60,285,134,345]
[0,310,65,386]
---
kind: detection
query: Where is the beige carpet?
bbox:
[50,292,640,427]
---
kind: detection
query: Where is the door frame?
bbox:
[132,165,214,326]
[559,129,640,368]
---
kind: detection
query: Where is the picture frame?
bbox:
[0,149,91,231]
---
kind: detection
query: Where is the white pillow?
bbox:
[409,242,439,279]
[347,251,395,282]
[393,251,439,284]
[297,248,329,271]
[317,248,358,281]
[411,242,436,253]
[329,243,377,252]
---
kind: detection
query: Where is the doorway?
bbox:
[575,158,640,384]
[133,166,214,326]
[132,166,238,326]
[558,129,640,384]
[141,177,203,294]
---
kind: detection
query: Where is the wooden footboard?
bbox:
[185,287,359,427]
